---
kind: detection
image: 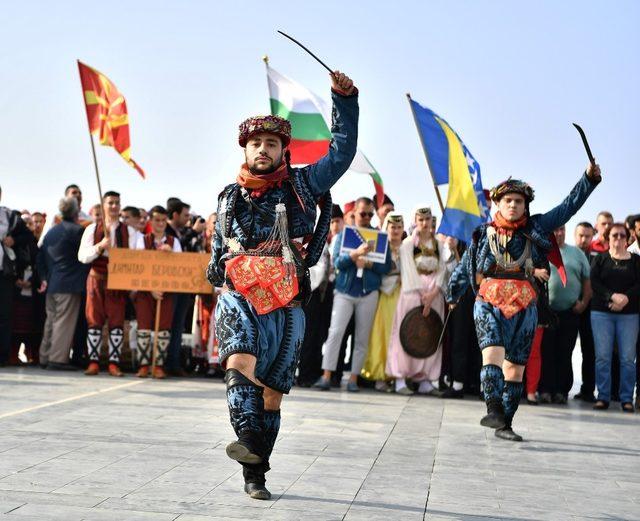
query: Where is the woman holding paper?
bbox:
[361,212,405,391]
[386,207,457,395]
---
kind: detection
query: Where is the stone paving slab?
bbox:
[0,367,638,520]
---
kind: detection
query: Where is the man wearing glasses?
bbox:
[315,197,392,392]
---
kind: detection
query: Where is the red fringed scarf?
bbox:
[492,211,528,236]
[492,211,567,286]
[237,162,289,199]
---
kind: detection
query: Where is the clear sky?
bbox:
[1,1,638,240]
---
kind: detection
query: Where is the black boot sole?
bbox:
[495,428,523,442]
[480,414,506,429]
[244,483,271,500]
[226,441,262,465]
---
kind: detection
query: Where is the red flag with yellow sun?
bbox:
[77,61,145,178]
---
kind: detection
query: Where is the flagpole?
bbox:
[88,134,105,207]
[77,60,105,228]
[262,55,270,112]
[406,93,445,215]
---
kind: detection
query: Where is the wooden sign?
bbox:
[107,249,212,294]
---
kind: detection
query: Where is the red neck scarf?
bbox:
[237,162,289,199]
[492,211,528,236]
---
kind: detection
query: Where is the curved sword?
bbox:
[573,123,595,165]
[277,30,334,76]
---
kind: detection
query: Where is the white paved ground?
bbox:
[0,367,638,521]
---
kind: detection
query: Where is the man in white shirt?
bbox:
[132,205,181,379]
[78,191,142,376]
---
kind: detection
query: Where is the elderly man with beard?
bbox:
[447,164,602,441]
[207,71,357,500]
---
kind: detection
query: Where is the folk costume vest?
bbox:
[92,222,129,275]
[474,221,538,319]
[143,233,175,251]
[215,174,332,315]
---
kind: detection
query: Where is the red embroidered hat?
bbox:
[238,115,292,147]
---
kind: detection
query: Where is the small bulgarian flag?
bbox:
[265,60,384,206]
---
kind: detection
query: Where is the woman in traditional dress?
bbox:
[361,212,405,391]
[386,207,456,395]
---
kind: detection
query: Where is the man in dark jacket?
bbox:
[37,197,89,368]
[0,185,32,366]
[165,198,206,376]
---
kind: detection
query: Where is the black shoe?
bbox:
[621,402,634,413]
[243,464,271,500]
[226,441,262,465]
[46,362,78,371]
[226,431,264,465]
[440,387,464,399]
[312,377,331,391]
[244,481,271,500]
[574,392,596,403]
[552,393,567,405]
[526,398,539,406]
[480,399,505,429]
[538,392,552,404]
[495,426,523,442]
[167,368,190,377]
[593,400,609,410]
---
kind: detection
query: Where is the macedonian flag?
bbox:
[77,60,145,178]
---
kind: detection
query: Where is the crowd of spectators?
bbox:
[1,183,638,411]
[0,183,218,378]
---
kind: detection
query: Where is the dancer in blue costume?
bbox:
[207,71,357,499]
[447,163,602,442]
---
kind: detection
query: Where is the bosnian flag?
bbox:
[266,62,385,206]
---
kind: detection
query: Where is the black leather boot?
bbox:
[226,430,265,465]
[495,419,523,442]
[243,462,271,500]
[480,398,506,429]
[225,369,266,465]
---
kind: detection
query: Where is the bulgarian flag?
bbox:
[265,62,384,206]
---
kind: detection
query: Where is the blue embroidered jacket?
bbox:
[207,90,359,287]
[446,173,600,304]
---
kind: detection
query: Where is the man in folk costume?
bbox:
[133,205,182,379]
[447,164,602,441]
[207,71,358,500]
[78,191,143,376]
[386,207,457,395]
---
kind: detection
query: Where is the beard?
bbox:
[248,154,283,175]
